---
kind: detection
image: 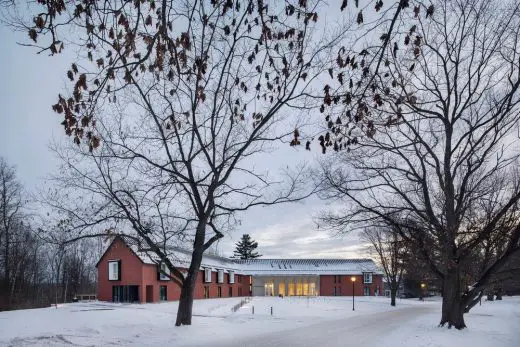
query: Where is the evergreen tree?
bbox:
[233,234,261,260]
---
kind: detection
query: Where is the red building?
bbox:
[96,236,383,303]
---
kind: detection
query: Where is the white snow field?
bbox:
[0,296,518,347]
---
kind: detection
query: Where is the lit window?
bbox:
[229,271,235,284]
[204,268,212,283]
[310,283,316,296]
[218,270,224,283]
[296,281,303,295]
[363,272,373,284]
[264,283,274,296]
[108,260,120,281]
[278,282,286,296]
[288,282,295,296]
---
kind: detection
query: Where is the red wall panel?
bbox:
[97,238,144,302]
[319,274,384,296]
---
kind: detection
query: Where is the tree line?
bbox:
[0,158,99,311]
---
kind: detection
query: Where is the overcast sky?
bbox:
[0,20,366,260]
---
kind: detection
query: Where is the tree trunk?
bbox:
[175,221,207,326]
[175,273,196,326]
[439,269,466,329]
[390,280,398,306]
[390,287,397,306]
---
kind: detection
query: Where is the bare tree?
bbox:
[2,0,436,325]
[0,157,23,303]
[5,0,380,326]
[362,226,405,306]
[319,0,520,329]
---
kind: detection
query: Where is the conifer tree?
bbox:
[233,234,261,260]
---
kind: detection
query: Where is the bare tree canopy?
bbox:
[319,0,520,329]
[362,226,405,306]
[1,0,449,326]
[1,0,384,326]
[0,158,98,311]
[0,157,23,299]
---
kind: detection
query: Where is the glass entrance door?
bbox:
[264,283,274,296]
[160,286,167,301]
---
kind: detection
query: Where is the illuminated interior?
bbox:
[260,276,319,296]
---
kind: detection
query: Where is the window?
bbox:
[363,272,373,284]
[237,275,242,283]
[296,281,303,296]
[112,285,138,302]
[218,287,222,298]
[229,287,233,297]
[229,271,235,284]
[333,287,337,296]
[159,263,170,281]
[204,268,212,283]
[334,275,341,283]
[310,283,316,296]
[288,282,295,296]
[364,286,371,296]
[108,260,120,281]
[204,286,210,299]
[265,283,274,296]
[160,286,167,301]
[217,270,224,284]
[278,282,286,296]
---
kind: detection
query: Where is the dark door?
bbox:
[112,285,139,302]
[146,285,154,302]
[160,286,167,301]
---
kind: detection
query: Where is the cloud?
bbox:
[219,202,368,259]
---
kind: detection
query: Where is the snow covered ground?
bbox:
[0,296,518,346]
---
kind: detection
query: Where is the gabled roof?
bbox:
[96,235,238,272]
[95,235,150,268]
[97,236,381,275]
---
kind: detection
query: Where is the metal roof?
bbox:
[113,236,381,275]
[233,258,381,275]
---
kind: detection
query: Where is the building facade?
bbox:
[96,236,383,303]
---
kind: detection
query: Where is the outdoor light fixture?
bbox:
[351,276,356,311]
[420,283,426,301]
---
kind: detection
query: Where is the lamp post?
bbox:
[351,276,356,311]
[420,283,426,301]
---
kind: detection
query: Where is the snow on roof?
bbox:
[122,236,237,272]
[119,236,381,275]
[234,258,382,275]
